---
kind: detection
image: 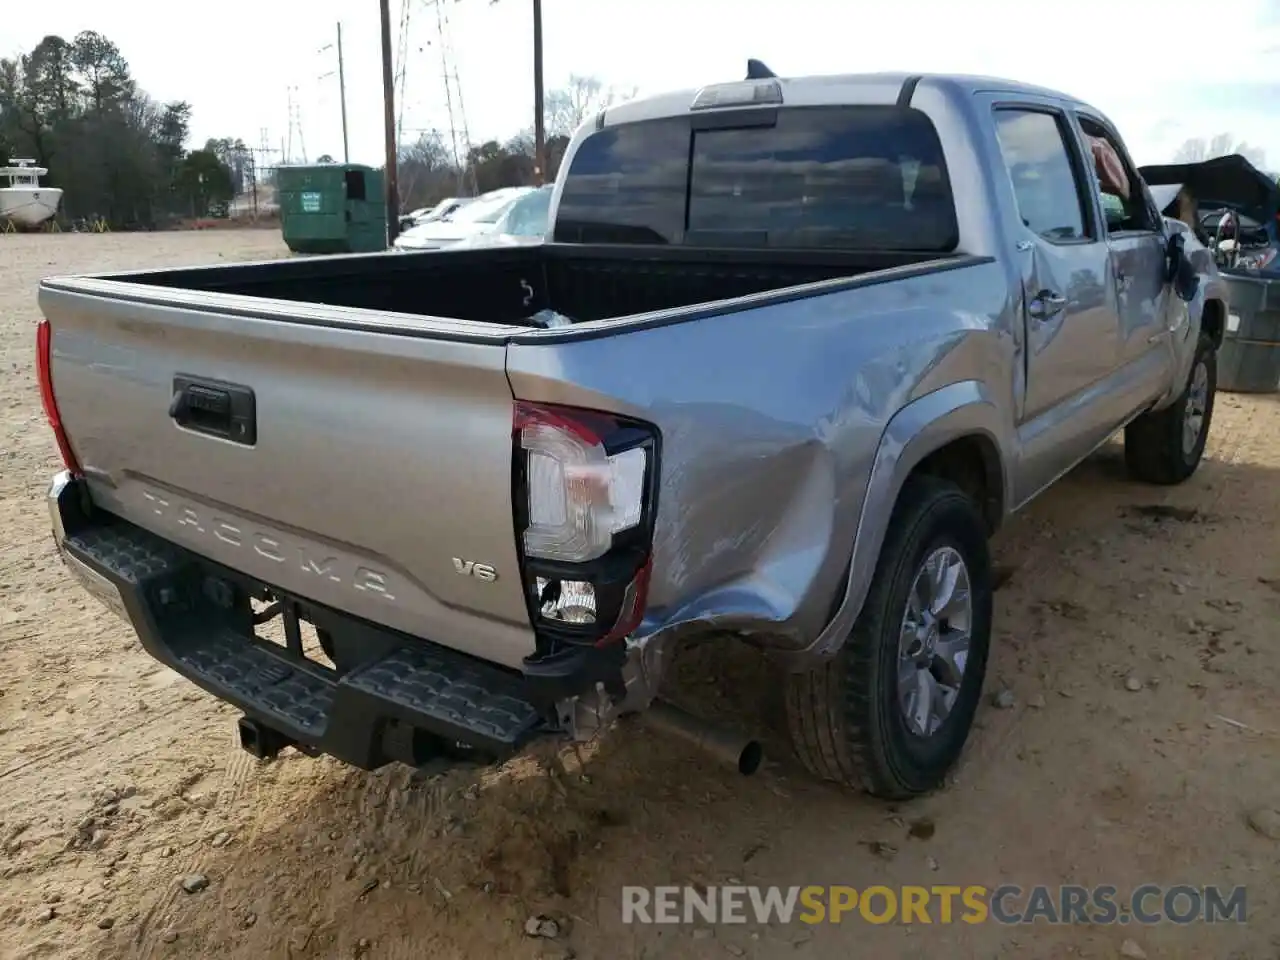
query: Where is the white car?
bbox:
[450,186,553,250]
[393,187,534,251]
[399,196,471,231]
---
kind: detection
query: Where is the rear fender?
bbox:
[796,380,1007,665]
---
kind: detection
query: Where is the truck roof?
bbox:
[601,71,1093,129]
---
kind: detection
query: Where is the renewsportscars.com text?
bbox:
[621,884,1247,926]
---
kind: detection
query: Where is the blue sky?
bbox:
[13,0,1280,169]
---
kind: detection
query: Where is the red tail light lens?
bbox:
[36,320,80,474]
[513,401,658,647]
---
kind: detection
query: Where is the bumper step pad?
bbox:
[60,518,545,767]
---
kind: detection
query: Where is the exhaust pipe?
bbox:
[644,700,764,776]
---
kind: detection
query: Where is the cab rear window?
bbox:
[553,105,958,252]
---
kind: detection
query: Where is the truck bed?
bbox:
[90,243,954,328]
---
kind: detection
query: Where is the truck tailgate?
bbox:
[39,282,535,668]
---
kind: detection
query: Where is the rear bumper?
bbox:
[47,471,557,768]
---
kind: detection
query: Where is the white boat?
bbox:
[1,160,63,227]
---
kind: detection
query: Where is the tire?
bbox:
[785,475,993,799]
[1124,336,1216,485]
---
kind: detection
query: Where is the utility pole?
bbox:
[532,0,546,185]
[337,23,350,163]
[379,0,400,242]
[319,25,350,163]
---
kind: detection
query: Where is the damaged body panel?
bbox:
[506,257,1015,656]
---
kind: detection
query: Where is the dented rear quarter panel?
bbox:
[506,256,1018,658]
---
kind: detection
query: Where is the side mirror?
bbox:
[1166,232,1200,303]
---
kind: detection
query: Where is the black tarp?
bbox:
[1139,154,1279,215]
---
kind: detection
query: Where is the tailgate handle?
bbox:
[170,375,257,446]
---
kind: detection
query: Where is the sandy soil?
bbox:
[1,231,1278,960]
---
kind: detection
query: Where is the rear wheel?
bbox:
[785,476,993,799]
[1124,336,1216,485]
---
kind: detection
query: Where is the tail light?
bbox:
[36,319,81,474]
[513,401,658,648]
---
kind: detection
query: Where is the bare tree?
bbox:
[545,74,636,138]
[1173,134,1267,169]
[397,129,459,209]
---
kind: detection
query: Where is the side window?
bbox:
[1077,117,1158,233]
[993,109,1091,243]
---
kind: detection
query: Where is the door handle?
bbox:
[1028,290,1068,321]
[170,375,257,445]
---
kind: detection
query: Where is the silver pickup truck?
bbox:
[38,68,1225,799]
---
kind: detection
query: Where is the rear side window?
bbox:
[553,119,689,245]
[1077,116,1158,233]
[554,106,958,252]
[992,109,1091,242]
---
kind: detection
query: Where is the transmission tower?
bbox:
[285,86,308,164]
[285,88,293,164]
[426,0,472,194]
[394,0,412,143]
[249,127,282,215]
[438,1,478,194]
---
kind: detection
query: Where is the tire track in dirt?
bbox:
[966,449,1133,774]
[0,712,165,779]
[972,380,1252,782]
[128,724,269,956]
[0,678,223,785]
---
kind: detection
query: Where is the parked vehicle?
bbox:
[398,196,471,233]
[1142,155,1279,276]
[393,187,533,250]
[38,66,1225,799]
[451,185,553,249]
[1142,155,1280,391]
[1,159,63,227]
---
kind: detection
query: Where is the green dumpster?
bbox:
[277,164,387,254]
[1218,274,1280,394]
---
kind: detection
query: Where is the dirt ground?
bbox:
[2,231,1278,960]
